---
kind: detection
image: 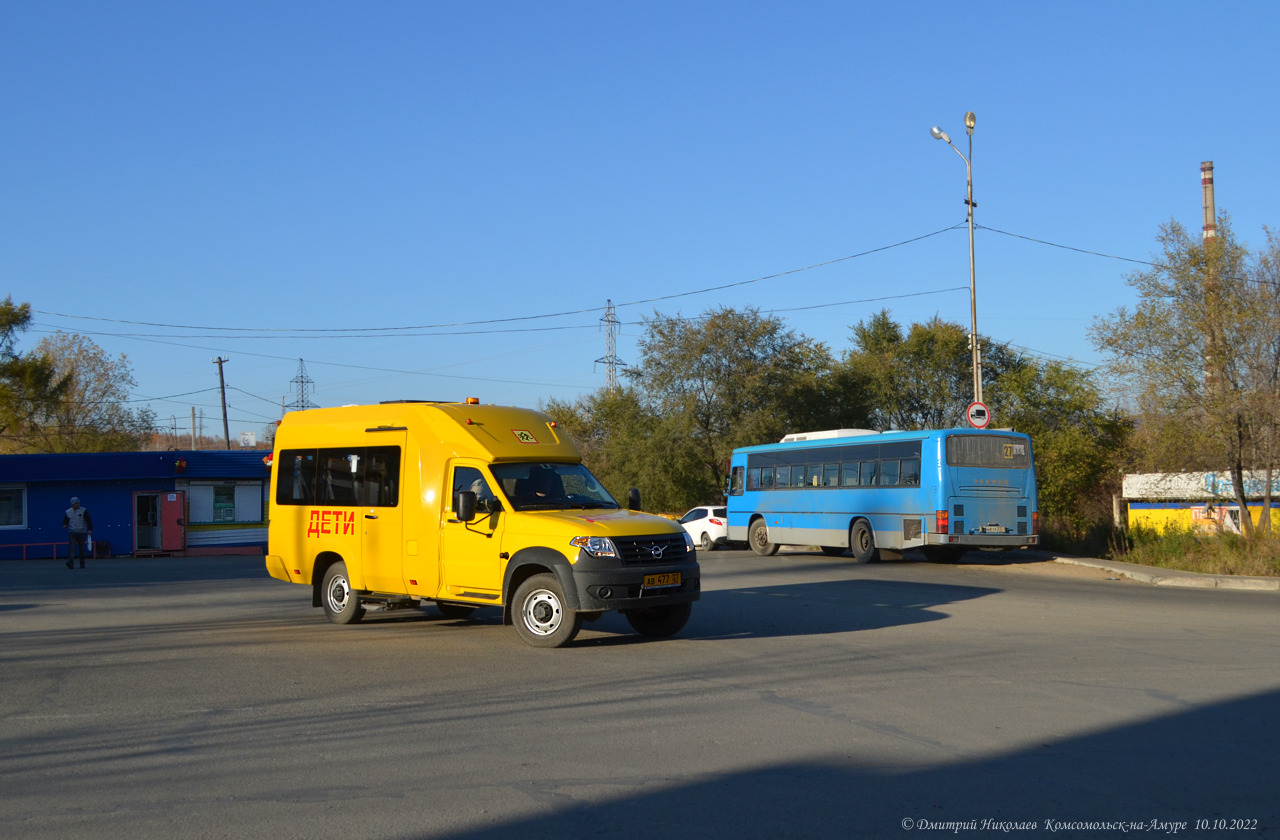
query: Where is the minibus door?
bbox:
[439,461,504,599]
[359,437,405,593]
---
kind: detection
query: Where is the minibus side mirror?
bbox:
[455,490,477,522]
[627,488,642,511]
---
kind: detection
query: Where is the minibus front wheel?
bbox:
[513,573,582,648]
[321,561,366,625]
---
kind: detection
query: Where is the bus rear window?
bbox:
[946,435,1031,469]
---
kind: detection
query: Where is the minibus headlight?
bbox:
[570,536,619,558]
[683,532,696,553]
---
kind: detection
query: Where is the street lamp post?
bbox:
[930,112,982,408]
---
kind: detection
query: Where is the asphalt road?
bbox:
[2,549,1277,839]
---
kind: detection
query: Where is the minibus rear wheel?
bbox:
[512,573,582,648]
[321,561,365,625]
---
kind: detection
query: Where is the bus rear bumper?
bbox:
[927,534,1038,550]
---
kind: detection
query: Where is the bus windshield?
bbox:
[490,462,619,512]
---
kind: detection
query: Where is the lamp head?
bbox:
[965,111,976,135]
[929,126,951,143]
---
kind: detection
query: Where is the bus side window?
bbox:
[840,462,859,487]
[747,468,760,490]
[730,467,745,496]
[760,468,775,489]
[881,459,901,487]
[823,464,840,487]
[859,461,878,486]
[807,465,822,487]
[776,466,791,487]
[901,458,921,487]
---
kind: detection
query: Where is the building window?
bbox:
[0,485,26,529]
[187,482,265,524]
[213,485,236,522]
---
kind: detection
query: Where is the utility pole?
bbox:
[213,356,231,451]
[594,300,626,393]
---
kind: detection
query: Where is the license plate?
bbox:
[643,572,681,588]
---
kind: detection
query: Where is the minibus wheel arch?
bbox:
[311,551,349,607]
[501,548,580,625]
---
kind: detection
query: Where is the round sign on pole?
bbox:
[966,401,990,429]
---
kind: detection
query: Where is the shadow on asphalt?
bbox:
[430,686,1280,838]
[341,576,1000,647]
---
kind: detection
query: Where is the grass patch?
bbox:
[1110,525,1280,577]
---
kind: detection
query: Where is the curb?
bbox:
[1050,555,1280,592]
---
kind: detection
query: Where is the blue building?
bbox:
[0,450,271,560]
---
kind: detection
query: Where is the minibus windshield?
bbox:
[490,462,620,512]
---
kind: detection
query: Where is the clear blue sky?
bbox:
[3,1,1277,442]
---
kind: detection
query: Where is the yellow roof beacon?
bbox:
[265,400,699,647]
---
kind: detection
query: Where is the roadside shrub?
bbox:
[1111,524,1280,577]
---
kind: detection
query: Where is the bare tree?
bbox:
[1092,216,1280,539]
[26,332,156,453]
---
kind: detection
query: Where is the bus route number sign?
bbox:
[966,402,991,429]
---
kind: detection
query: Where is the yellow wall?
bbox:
[1128,503,1275,534]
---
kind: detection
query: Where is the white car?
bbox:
[679,506,729,552]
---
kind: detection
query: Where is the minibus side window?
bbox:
[363,447,401,506]
[451,466,495,510]
[318,449,361,505]
[277,450,318,505]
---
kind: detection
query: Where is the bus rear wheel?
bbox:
[849,521,878,564]
[749,519,779,556]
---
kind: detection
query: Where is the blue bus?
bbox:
[725,427,1038,562]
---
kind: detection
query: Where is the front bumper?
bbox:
[570,554,701,612]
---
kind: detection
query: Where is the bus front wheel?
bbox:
[849,521,878,564]
[749,519,780,556]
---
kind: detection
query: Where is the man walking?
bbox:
[62,497,93,569]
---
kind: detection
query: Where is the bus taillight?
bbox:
[1032,511,1039,535]
[935,510,948,534]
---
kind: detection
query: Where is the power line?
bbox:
[30,223,966,335]
[977,225,1156,265]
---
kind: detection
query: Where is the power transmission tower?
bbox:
[594,300,626,392]
[286,358,318,412]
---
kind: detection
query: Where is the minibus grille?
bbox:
[614,534,689,565]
